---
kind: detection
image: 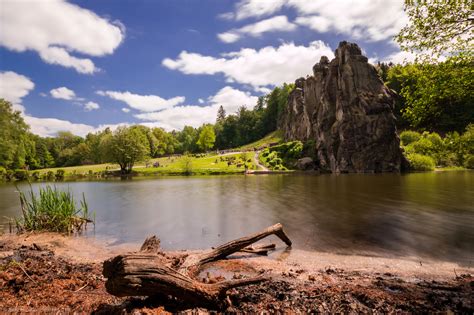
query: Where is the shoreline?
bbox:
[1,232,472,312]
[1,167,470,183]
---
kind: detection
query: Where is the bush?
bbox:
[31,171,40,180]
[400,130,421,146]
[0,167,6,180]
[406,153,435,171]
[14,169,29,181]
[55,169,65,180]
[44,171,55,180]
[464,155,474,169]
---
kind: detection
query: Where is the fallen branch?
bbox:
[103,223,292,308]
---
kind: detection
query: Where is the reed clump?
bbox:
[14,185,94,233]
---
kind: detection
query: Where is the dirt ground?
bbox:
[1,233,473,313]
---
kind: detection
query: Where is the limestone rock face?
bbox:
[280,41,403,173]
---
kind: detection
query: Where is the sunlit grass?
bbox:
[36,163,119,176]
[14,185,94,233]
[138,153,257,175]
[237,131,283,151]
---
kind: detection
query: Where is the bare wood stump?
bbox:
[103,223,292,307]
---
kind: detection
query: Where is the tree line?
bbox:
[0,84,293,174]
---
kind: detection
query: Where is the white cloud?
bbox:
[208,86,259,114]
[135,86,259,131]
[50,87,76,100]
[162,40,334,88]
[223,0,406,42]
[122,107,131,113]
[24,116,96,137]
[218,15,297,43]
[379,49,446,64]
[84,101,100,111]
[225,0,287,20]
[97,90,185,112]
[0,71,35,112]
[198,98,204,104]
[0,0,124,73]
[218,32,242,44]
[0,71,128,137]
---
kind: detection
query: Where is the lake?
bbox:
[1,171,473,264]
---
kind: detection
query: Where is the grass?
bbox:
[435,166,468,171]
[36,163,119,176]
[238,131,284,151]
[137,153,258,175]
[14,185,94,233]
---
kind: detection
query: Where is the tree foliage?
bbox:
[196,124,216,151]
[101,126,149,174]
[396,0,473,59]
[386,58,473,132]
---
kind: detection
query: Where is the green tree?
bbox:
[176,126,198,153]
[396,0,473,59]
[386,59,473,132]
[196,124,216,151]
[101,126,149,174]
[0,99,31,169]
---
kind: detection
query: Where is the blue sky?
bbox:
[0,0,412,137]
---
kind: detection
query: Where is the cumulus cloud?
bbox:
[222,0,406,42]
[0,71,35,112]
[50,87,76,100]
[84,101,100,111]
[218,15,297,43]
[222,0,287,20]
[0,0,124,73]
[97,90,185,112]
[135,86,259,131]
[163,41,333,88]
[24,116,96,137]
[0,70,121,137]
[122,107,131,113]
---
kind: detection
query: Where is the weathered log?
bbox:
[103,223,292,307]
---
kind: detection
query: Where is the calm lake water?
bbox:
[1,171,473,264]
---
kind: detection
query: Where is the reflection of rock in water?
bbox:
[280,41,404,173]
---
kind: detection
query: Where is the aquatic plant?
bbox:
[14,185,93,233]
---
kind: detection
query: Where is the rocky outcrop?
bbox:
[280,41,404,173]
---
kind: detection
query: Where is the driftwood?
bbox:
[103,223,292,307]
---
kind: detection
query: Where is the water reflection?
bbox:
[0,171,472,264]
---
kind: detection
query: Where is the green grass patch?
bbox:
[238,131,283,151]
[14,185,94,233]
[36,163,119,176]
[137,153,256,175]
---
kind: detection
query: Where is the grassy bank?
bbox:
[18,152,257,179]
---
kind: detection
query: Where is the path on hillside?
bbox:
[254,151,269,171]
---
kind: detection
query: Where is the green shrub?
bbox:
[15,185,93,233]
[0,167,6,180]
[31,171,40,180]
[14,169,29,181]
[5,170,15,181]
[400,130,421,146]
[408,137,434,156]
[464,155,474,169]
[407,153,436,171]
[55,169,65,180]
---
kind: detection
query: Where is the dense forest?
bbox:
[1,54,473,175]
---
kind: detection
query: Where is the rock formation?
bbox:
[280,41,404,173]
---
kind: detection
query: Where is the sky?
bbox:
[0,0,414,137]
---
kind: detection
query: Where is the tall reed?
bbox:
[15,185,94,233]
